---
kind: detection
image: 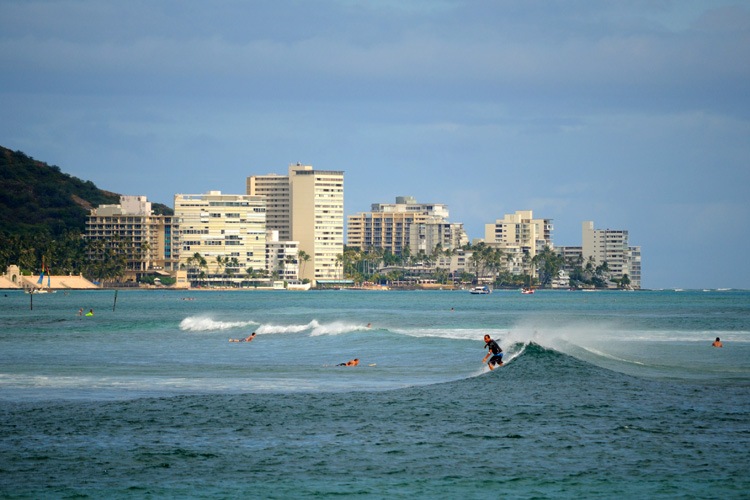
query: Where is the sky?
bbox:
[2,0,749,289]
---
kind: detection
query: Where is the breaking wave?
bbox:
[179,316,257,332]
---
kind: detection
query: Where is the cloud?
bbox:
[2,0,748,118]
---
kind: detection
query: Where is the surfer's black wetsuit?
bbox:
[485,339,503,366]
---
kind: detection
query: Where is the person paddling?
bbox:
[229,332,256,342]
[482,334,503,369]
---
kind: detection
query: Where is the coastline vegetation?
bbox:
[336,244,622,289]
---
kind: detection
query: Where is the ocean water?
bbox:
[0,289,748,499]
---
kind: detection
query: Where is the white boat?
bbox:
[287,282,311,291]
[470,286,492,294]
[521,288,534,294]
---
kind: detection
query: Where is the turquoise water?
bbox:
[1,289,749,498]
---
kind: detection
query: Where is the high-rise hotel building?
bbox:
[247,164,344,284]
[347,196,466,255]
[582,221,641,289]
[86,195,180,281]
[174,191,267,282]
[484,210,554,275]
[246,174,291,242]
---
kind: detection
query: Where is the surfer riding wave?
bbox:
[482,334,503,370]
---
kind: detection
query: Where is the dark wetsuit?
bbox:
[485,339,503,366]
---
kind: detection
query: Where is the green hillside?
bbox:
[0,146,172,236]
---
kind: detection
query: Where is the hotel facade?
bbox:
[581,221,641,289]
[484,210,554,275]
[347,196,467,256]
[248,164,344,284]
[85,195,180,282]
[174,191,267,284]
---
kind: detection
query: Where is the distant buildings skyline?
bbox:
[85,165,641,288]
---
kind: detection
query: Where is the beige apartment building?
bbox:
[266,230,300,282]
[246,174,291,241]
[347,196,465,255]
[484,210,554,275]
[582,221,641,289]
[248,164,344,284]
[174,191,266,285]
[86,195,180,282]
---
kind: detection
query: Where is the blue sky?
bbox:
[2,0,749,289]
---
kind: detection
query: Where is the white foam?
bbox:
[179,316,257,332]
[392,327,508,341]
[251,320,374,336]
[310,321,370,336]
[256,320,319,334]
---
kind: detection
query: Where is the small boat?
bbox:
[287,282,311,291]
[470,286,492,294]
[521,273,534,294]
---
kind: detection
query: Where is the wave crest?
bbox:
[179,316,257,332]
[257,320,369,336]
[310,321,370,336]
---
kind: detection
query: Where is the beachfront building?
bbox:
[347,196,467,256]
[266,230,300,283]
[582,221,641,289]
[567,221,642,289]
[433,248,473,277]
[85,195,180,282]
[410,220,469,256]
[248,164,344,285]
[556,246,584,273]
[484,210,554,275]
[174,191,266,286]
[246,174,291,242]
[628,246,642,289]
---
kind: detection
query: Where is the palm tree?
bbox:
[486,247,505,286]
[584,256,596,282]
[619,274,631,289]
[215,256,226,285]
[298,250,311,279]
[400,246,412,267]
[532,245,564,287]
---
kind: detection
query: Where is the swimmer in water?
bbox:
[336,358,359,367]
[229,332,256,342]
